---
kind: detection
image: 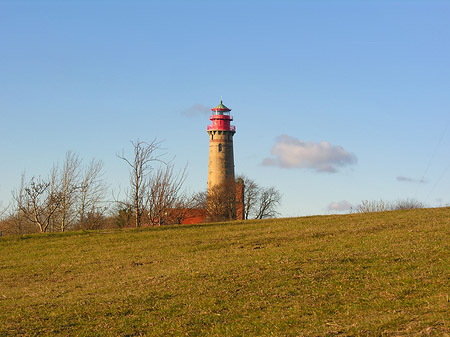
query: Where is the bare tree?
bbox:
[58,151,81,232]
[47,166,62,232]
[0,202,7,220]
[78,159,107,229]
[191,191,207,210]
[6,153,108,235]
[146,163,187,226]
[7,173,27,234]
[169,194,196,225]
[254,186,282,219]
[355,200,390,213]
[117,139,164,228]
[236,175,259,220]
[236,175,282,220]
[0,201,12,236]
[13,175,63,233]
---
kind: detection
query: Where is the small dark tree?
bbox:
[146,163,187,226]
[114,205,133,228]
[80,209,107,230]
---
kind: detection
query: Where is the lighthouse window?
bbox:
[218,144,222,152]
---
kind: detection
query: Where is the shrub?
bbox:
[391,198,425,210]
[355,198,425,213]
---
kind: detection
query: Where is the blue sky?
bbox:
[1,0,449,216]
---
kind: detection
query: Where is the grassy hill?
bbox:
[1,208,450,336]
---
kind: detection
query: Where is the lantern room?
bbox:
[207,100,236,132]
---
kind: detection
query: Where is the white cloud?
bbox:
[181,103,210,116]
[327,200,353,211]
[263,135,357,173]
[396,176,427,184]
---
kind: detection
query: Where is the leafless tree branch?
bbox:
[116,139,165,228]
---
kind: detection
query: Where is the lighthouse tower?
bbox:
[207,100,237,220]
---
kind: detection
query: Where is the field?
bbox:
[1,208,450,336]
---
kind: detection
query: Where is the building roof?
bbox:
[211,100,231,112]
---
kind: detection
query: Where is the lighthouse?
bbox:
[207,100,237,220]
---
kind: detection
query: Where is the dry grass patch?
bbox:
[1,208,450,336]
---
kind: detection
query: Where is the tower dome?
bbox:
[211,100,231,114]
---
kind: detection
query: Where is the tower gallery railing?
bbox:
[207,125,236,131]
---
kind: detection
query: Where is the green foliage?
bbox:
[1,208,450,336]
[114,206,133,228]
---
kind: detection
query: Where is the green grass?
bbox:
[1,208,450,336]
